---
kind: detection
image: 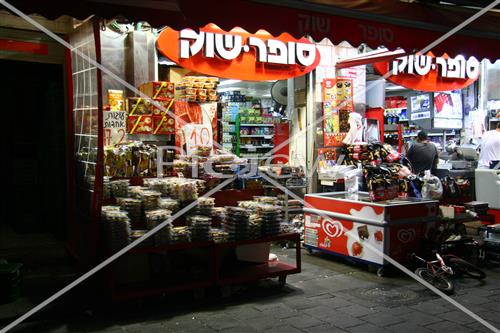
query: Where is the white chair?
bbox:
[475,169,500,209]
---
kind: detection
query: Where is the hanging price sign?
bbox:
[103,111,126,146]
[183,123,213,155]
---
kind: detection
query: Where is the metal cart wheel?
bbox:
[278,275,287,288]
[376,267,385,277]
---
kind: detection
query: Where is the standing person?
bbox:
[406,131,439,174]
[478,122,500,169]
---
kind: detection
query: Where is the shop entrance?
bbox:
[0,59,67,238]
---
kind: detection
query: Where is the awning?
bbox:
[4,0,500,60]
[335,48,407,69]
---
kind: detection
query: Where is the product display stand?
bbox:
[106,233,301,300]
[284,183,307,224]
[214,233,301,287]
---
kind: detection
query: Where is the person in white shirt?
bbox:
[478,122,500,168]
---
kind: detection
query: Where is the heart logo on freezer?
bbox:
[397,229,416,243]
[322,219,344,238]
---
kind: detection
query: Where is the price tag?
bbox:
[103,111,127,146]
[183,123,213,155]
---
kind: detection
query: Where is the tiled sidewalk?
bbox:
[5,246,500,333]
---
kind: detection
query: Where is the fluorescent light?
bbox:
[386,85,406,90]
[262,94,272,97]
[158,59,177,66]
[218,79,242,86]
[217,87,241,93]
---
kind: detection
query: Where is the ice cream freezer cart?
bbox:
[303,192,439,275]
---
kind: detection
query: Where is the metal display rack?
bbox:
[107,233,301,300]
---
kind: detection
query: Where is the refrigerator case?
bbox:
[304,192,439,267]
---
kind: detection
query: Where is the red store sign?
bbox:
[373,53,480,92]
[156,23,321,81]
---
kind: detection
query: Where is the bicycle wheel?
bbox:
[446,257,486,280]
[415,267,455,294]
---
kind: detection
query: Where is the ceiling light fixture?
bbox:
[218,79,242,86]
[217,87,241,93]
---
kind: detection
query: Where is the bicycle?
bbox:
[442,253,486,280]
[412,251,486,295]
[412,252,455,294]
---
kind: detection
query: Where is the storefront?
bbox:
[2,0,499,298]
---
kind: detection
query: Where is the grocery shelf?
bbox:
[240,124,274,127]
[240,156,272,160]
[403,133,450,138]
[240,145,274,149]
[110,233,301,300]
[385,107,407,111]
[240,135,274,138]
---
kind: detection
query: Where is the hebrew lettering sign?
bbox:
[157,23,321,81]
[373,52,479,92]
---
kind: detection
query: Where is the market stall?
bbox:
[64,17,324,299]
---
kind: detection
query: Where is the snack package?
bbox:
[127,115,153,134]
[127,97,151,115]
[150,98,174,117]
[152,115,175,134]
[139,81,175,99]
[108,89,124,111]
[179,76,219,102]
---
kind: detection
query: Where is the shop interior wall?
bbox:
[99,26,156,106]
[288,76,307,169]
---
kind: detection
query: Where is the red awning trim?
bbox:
[4,0,500,60]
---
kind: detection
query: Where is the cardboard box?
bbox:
[139,81,175,99]
[108,89,124,111]
[150,98,174,117]
[127,97,151,115]
[153,115,175,135]
[127,115,153,134]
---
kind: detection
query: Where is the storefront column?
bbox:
[306,71,318,193]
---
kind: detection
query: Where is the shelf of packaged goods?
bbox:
[385,107,407,112]
[111,233,301,295]
[240,155,272,160]
[384,124,398,131]
[403,133,450,138]
[240,124,274,127]
[239,134,274,138]
[240,145,274,149]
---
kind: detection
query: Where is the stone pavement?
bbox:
[4,246,500,333]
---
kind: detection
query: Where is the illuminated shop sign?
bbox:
[373,53,480,92]
[157,23,321,80]
[391,54,480,79]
